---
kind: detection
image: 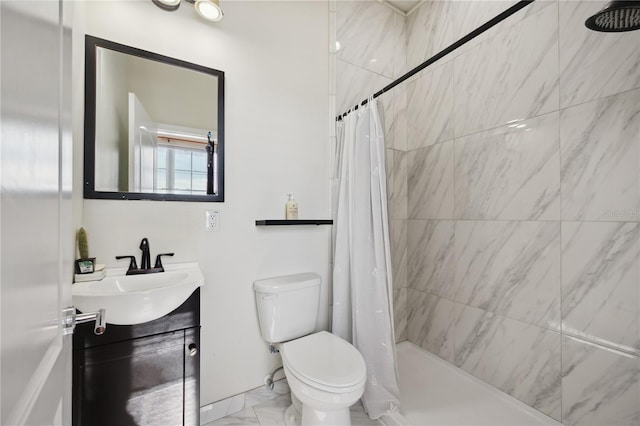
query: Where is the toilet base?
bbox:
[283,397,352,426]
[301,404,351,426]
[282,361,364,426]
[284,404,299,426]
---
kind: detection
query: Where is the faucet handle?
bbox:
[154,253,175,271]
[115,255,138,272]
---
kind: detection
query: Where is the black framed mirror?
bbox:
[84,35,224,202]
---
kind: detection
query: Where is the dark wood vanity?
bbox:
[72,289,200,426]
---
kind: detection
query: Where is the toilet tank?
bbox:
[253,272,321,343]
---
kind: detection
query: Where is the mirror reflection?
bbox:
[85,36,224,201]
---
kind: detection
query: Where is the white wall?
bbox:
[74,0,330,405]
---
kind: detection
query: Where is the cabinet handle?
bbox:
[189,343,198,356]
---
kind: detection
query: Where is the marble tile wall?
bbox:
[401,1,640,425]
[454,112,561,221]
[336,0,408,343]
[338,0,638,422]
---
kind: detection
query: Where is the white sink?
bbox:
[72,262,204,325]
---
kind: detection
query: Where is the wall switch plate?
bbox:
[205,210,220,232]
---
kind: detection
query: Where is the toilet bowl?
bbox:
[280,331,366,425]
[253,273,367,426]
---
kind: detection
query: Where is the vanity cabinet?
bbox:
[72,289,200,426]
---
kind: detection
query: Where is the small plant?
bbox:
[75,227,95,274]
[77,227,89,259]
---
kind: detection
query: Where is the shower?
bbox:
[585,0,640,32]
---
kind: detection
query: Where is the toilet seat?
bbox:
[280,331,366,394]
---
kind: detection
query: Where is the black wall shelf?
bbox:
[255,219,333,226]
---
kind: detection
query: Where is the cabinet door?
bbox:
[74,330,185,426]
[184,327,200,425]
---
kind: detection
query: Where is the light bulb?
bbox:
[195,0,223,21]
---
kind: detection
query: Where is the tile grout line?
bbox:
[451,48,458,368]
[447,85,640,152]
[406,85,640,158]
[408,286,556,336]
[337,57,396,81]
[409,282,640,358]
[556,0,564,420]
[405,218,640,224]
[249,406,259,425]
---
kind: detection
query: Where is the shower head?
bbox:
[585,1,640,32]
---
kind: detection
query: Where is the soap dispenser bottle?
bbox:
[286,193,298,220]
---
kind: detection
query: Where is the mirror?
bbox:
[84,35,224,201]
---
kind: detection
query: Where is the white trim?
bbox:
[200,393,245,424]
[378,0,427,17]
[156,130,211,145]
[406,0,426,16]
[156,123,215,142]
[200,379,289,425]
[379,0,406,16]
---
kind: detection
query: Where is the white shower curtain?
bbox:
[332,98,401,419]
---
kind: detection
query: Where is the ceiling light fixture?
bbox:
[151,0,224,22]
[152,0,181,12]
[193,0,224,21]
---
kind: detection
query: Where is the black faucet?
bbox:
[140,238,151,270]
[116,238,174,275]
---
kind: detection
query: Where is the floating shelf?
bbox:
[255,219,333,226]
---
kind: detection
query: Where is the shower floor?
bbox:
[392,342,560,426]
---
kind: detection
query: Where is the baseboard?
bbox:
[199,379,289,425]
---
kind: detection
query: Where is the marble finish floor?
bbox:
[206,394,380,426]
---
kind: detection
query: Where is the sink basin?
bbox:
[72,262,204,325]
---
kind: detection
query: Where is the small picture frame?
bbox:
[75,258,96,274]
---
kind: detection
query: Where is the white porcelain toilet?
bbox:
[254,273,366,426]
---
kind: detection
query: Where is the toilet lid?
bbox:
[280,331,366,391]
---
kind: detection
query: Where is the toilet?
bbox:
[254,273,366,426]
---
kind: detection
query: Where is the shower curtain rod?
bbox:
[336,0,535,121]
